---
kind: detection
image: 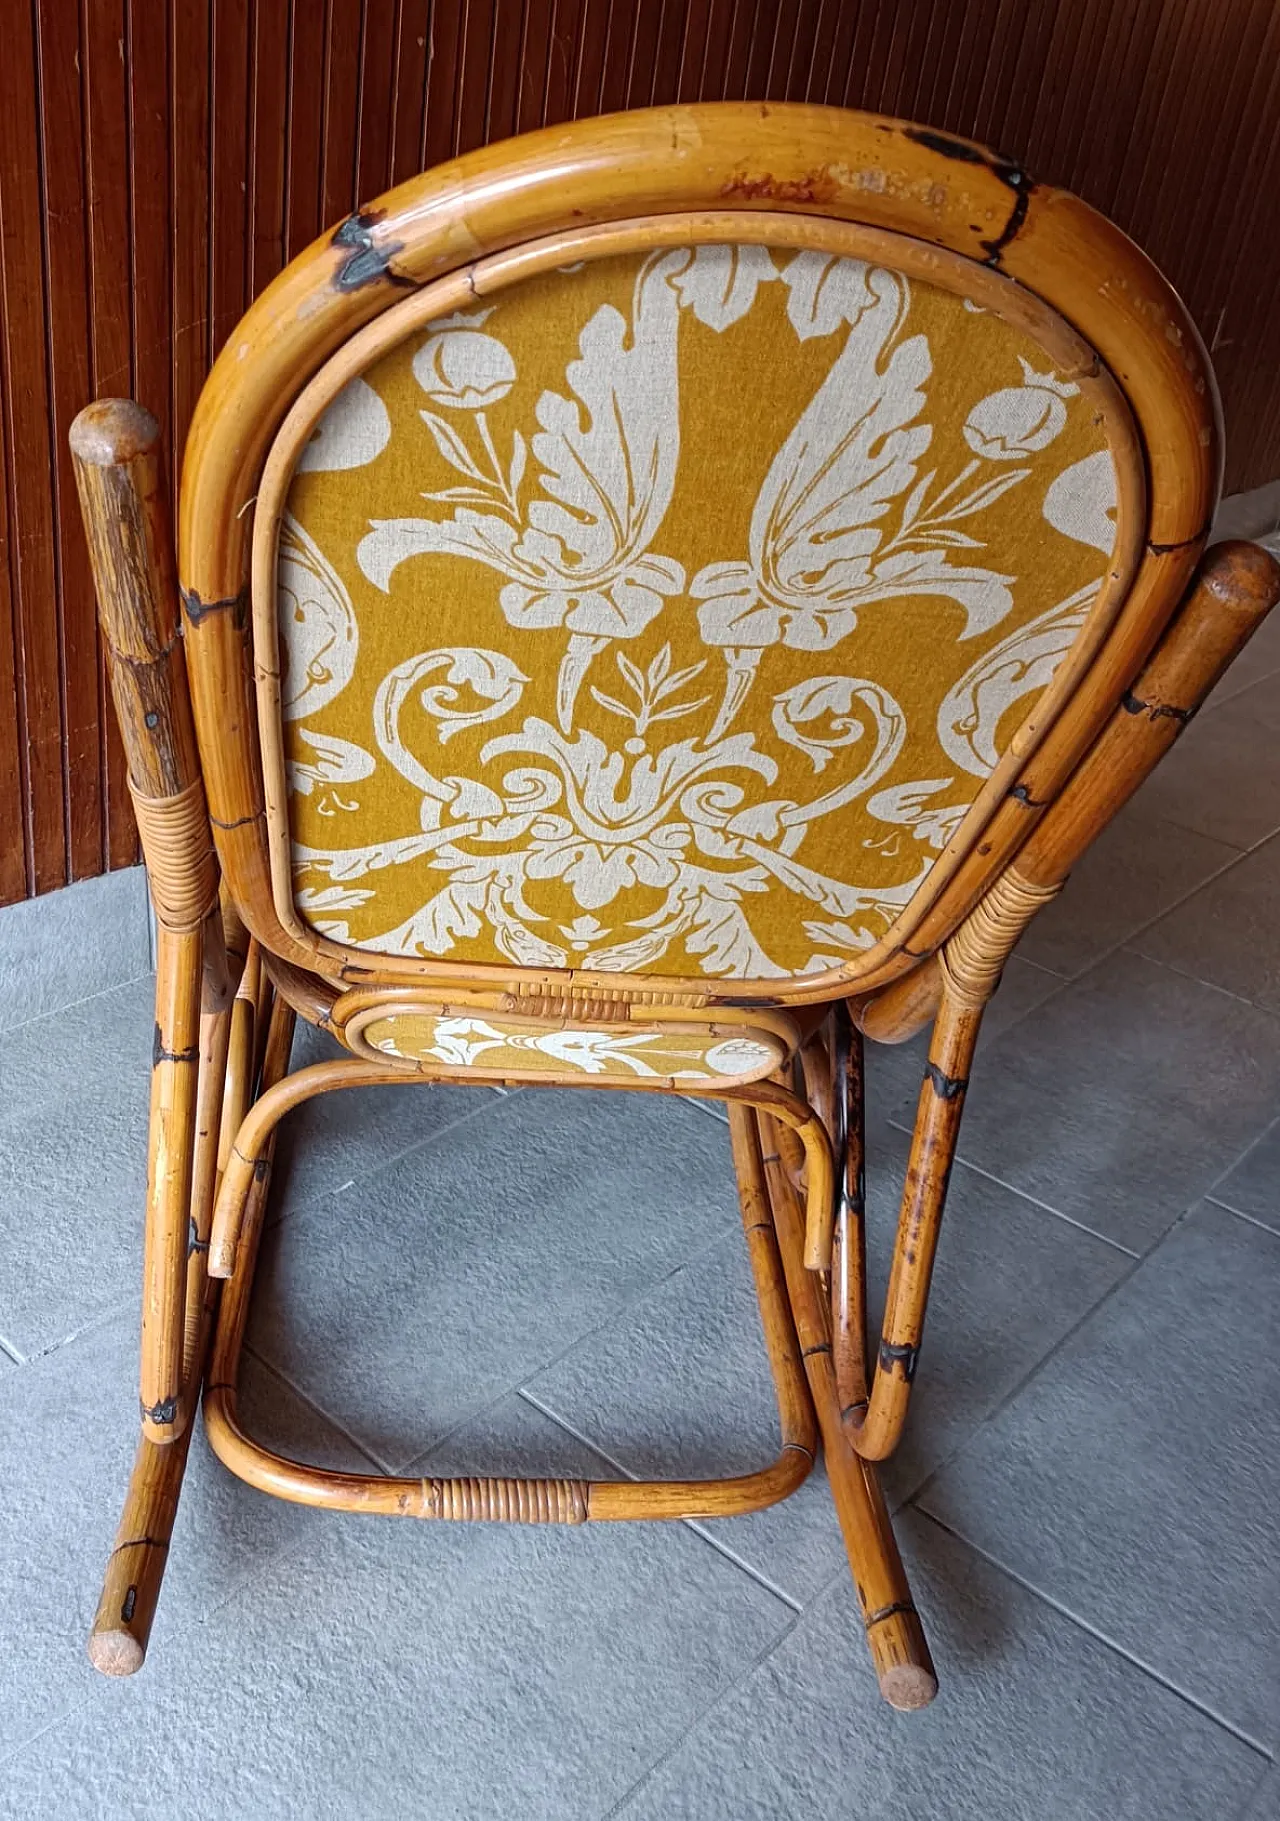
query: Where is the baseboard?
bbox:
[0,865,153,1034]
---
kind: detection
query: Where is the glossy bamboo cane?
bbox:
[850,539,1280,1046]
[70,401,221,1445]
[740,1106,937,1710]
[205,1058,819,1524]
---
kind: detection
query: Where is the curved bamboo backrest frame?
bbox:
[179,102,1221,1010]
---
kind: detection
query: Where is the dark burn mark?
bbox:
[1120,689,1195,725]
[153,1024,200,1067]
[1008,782,1045,808]
[111,1535,171,1558]
[719,169,839,205]
[802,1341,833,1359]
[878,1338,920,1381]
[902,124,1034,267]
[181,584,248,630]
[210,810,265,831]
[121,1587,137,1622]
[1148,515,1214,557]
[188,1218,208,1256]
[864,1599,918,1629]
[331,210,415,292]
[141,1395,179,1425]
[923,1060,968,1100]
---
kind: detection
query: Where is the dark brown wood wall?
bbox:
[1,0,1277,904]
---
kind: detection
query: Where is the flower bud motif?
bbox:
[963,359,1078,461]
[413,330,516,410]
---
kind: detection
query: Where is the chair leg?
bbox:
[88,921,243,1675]
[734,1105,937,1711]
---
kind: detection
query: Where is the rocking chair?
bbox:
[68,102,1280,1709]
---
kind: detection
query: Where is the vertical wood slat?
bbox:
[0,0,66,894]
[37,0,105,881]
[83,0,138,870]
[3,0,1280,907]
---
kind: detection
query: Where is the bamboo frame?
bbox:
[65,105,1280,1709]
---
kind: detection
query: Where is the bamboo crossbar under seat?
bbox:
[68,103,1280,1710]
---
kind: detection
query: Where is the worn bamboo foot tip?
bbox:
[87,1628,146,1677]
[878,1661,939,1711]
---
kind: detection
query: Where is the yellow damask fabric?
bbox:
[355,1012,785,1083]
[280,245,1116,980]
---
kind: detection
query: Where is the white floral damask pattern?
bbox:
[360,1013,780,1082]
[281,246,1117,978]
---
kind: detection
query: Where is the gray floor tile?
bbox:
[3,1400,791,1821]
[0,978,153,1360]
[911,950,1280,1253]
[1209,1117,1280,1235]
[1131,674,1280,850]
[528,1124,1128,1604]
[0,1313,377,1763]
[0,866,151,1034]
[269,1016,488,1222]
[1133,834,1280,1015]
[248,1089,740,1470]
[615,1511,1263,1821]
[920,1203,1280,1749]
[1240,1765,1280,1820]
[864,952,1068,1136]
[1019,803,1240,980]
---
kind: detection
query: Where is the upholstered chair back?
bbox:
[275,243,1119,983]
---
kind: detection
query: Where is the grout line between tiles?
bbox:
[601,1606,805,1821]
[681,1520,804,1612]
[912,1510,1274,1760]
[1116,941,1280,1016]
[1029,820,1277,988]
[241,1344,393,1473]
[1203,1195,1280,1242]
[0,965,156,1041]
[883,1130,1141,1258]
[0,1687,104,1775]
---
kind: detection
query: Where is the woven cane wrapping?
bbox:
[129,777,220,932]
[938,868,1063,1009]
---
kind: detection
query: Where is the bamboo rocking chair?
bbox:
[69,103,1280,1710]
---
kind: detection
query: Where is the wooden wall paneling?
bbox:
[248,0,289,294]
[454,0,498,154]
[170,1,211,523]
[321,0,363,225]
[421,0,463,169]
[539,0,584,125]
[210,0,253,363]
[486,0,526,140]
[128,0,173,504]
[5,0,1280,907]
[514,0,554,133]
[0,0,67,894]
[355,0,398,201]
[286,0,325,260]
[37,0,104,881]
[84,0,139,871]
[388,0,431,183]
[0,362,23,901]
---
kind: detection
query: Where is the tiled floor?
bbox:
[2,566,1280,1818]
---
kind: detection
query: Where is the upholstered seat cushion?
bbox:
[280,245,1116,980]
[346,1008,790,1085]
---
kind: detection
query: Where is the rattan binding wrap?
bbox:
[938,869,1064,1009]
[424,1476,590,1523]
[129,777,220,932]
